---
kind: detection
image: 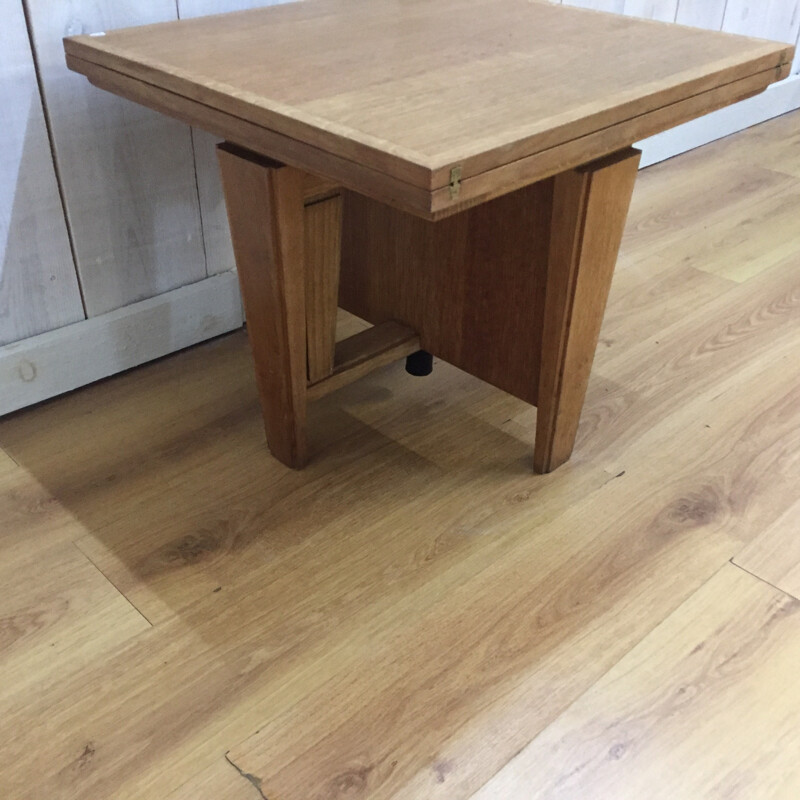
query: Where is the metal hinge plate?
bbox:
[449,165,462,199]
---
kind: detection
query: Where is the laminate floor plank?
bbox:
[469,565,800,800]
[164,758,261,800]
[734,498,800,601]
[1,111,799,800]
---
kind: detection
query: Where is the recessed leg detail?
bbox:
[534,148,641,474]
[217,143,309,469]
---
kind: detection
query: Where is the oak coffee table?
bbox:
[64,0,794,472]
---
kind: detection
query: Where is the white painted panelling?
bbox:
[638,74,800,166]
[187,128,236,277]
[0,271,243,416]
[177,0,292,276]
[723,0,800,73]
[0,0,83,347]
[24,0,208,317]
[562,0,625,11]
[675,0,726,30]
[623,0,678,22]
[794,16,800,73]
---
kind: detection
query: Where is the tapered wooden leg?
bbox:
[534,148,641,474]
[217,143,308,468]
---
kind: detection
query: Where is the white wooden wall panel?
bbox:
[177,0,290,276]
[675,0,726,30]
[723,0,800,73]
[622,1,677,22]
[24,0,208,317]
[561,1,625,12]
[0,0,83,347]
[0,272,242,416]
[795,22,800,72]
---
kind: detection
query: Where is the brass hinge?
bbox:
[449,165,462,199]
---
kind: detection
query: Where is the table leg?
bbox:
[217,144,309,468]
[534,148,641,473]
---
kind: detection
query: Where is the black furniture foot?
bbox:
[405,350,433,376]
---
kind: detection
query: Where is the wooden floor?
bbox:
[2,111,800,800]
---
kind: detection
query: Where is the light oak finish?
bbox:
[304,194,343,383]
[64,0,792,217]
[61,0,795,475]
[3,113,800,799]
[735,499,800,600]
[65,0,793,473]
[57,0,793,472]
[165,758,265,800]
[471,565,800,800]
[217,145,309,468]
[535,148,641,472]
[339,180,551,406]
[217,142,420,467]
[306,321,421,401]
[64,51,792,221]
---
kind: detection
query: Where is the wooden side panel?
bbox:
[0,0,83,346]
[304,195,342,383]
[217,145,308,468]
[25,0,206,317]
[535,149,640,473]
[340,181,553,406]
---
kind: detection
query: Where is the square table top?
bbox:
[65,0,793,218]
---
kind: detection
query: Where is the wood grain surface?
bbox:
[535,148,640,472]
[174,0,289,276]
[2,111,800,799]
[64,0,792,211]
[340,180,551,404]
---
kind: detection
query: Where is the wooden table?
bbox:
[64,0,793,472]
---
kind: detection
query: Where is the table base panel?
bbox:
[340,180,553,407]
[218,142,640,473]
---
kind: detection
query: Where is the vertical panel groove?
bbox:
[20,0,86,318]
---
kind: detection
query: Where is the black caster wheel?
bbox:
[405,350,433,377]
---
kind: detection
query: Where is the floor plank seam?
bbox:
[1,445,21,467]
[465,560,735,799]
[224,751,268,799]
[71,540,155,628]
[729,557,800,602]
